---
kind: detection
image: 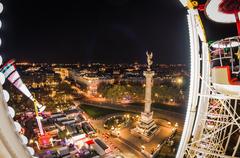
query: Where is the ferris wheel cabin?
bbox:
[206,0,240,96]
[210,36,240,96]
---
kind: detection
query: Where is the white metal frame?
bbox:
[177,1,240,157]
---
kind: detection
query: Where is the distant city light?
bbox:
[176,77,183,85]
[175,123,178,128]
[29,139,34,144]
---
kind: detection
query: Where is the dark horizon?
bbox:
[0,0,237,64]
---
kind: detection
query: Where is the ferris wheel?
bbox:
[177,0,240,157]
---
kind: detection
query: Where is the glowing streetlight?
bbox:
[66,131,70,136]
[176,77,183,85]
[56,108,61,112]
[175,123,179,128]
[172,127,176,132]
[29,139,34,144]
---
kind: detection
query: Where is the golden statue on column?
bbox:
[146,51,153,70]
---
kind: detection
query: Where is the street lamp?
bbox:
[29,139,34,144]
[176,77,183,85]
[172,127,176,132]
[66,131,70,136]
[175,123,178,128]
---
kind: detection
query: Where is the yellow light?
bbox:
[29,139,34,144]
[175,123,178,127]
[235,50,240,60]
[66,131,70,136]
[176,77,183,84]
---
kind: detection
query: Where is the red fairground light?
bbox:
[38,133,52,149]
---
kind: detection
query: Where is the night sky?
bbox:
[0,0,237,64]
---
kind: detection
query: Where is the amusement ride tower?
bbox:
[177,0,240,157]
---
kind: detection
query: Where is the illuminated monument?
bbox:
[131,51,159,142]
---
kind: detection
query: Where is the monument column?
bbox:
[131,51,159,142]
[143,71,154,113]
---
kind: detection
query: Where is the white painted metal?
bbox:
[177,1,240,157]
[0,85,32,158]
[205,0,240,24]
[176,8,202,158]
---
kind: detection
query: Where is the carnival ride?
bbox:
[177,0,240,157]
[0,59,37,158]
[0,56,53,158]
[1,58,54,148]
